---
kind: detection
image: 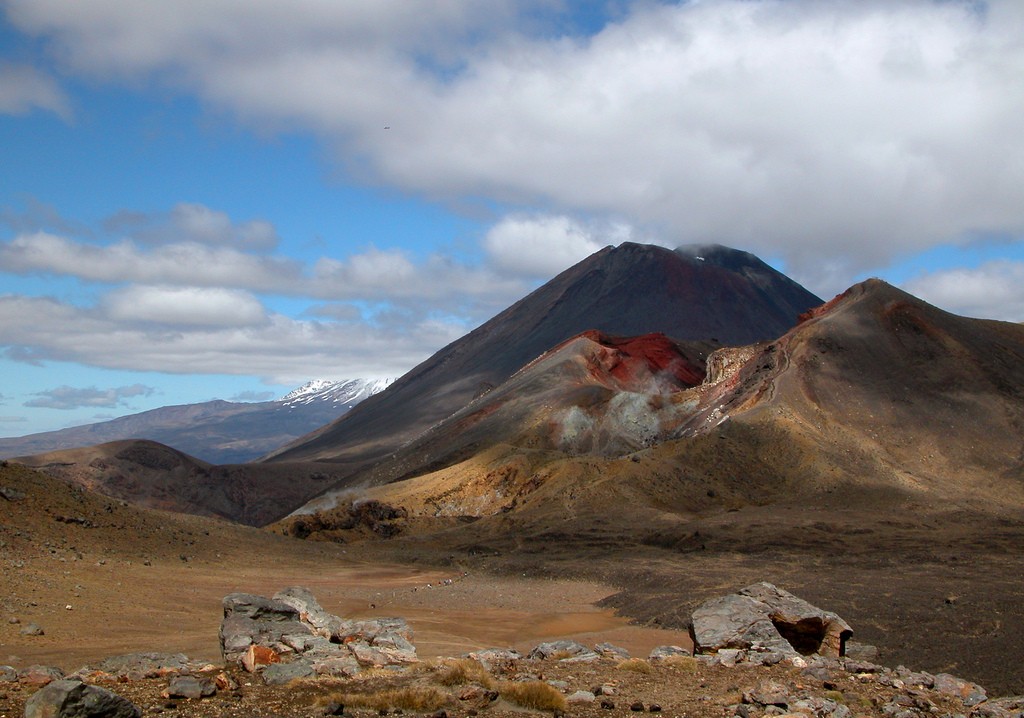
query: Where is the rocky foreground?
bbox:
[3,583,1022,718]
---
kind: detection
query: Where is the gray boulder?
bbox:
[528,640,599,662]
[24,679,141,718]
[594,642,630,659]
[219,587,418,673]
[163,675,216,700]
[691,582,852,658]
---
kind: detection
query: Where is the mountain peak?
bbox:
[280,378,395,407]
[267,241,823,465]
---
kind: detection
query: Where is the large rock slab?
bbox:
[219,586,417,674]
[24,679,141,718]
[691,582,852,658]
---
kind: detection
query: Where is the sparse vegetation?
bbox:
[323,686,451,712]
[616,658,654,673]
[432,658,494,687]
[498,680,568,712]
[659,655,698,672]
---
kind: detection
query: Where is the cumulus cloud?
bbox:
[0,62,71,119]
[9,0,1022,292]
[103,286,268,327]
[0,231,301,290]
[105,203,280,250]
[902,260,1024,322]
[25,383,154,410]
[0,227,528,311]
[0,293,467,383]
[484,215,632,278]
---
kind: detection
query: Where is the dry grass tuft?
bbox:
[498,680,568,712]
[616,658,653,674]
[432,658,494,688]
[660,655,698,671]
[324,686,451,712]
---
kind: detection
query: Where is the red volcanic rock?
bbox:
[242,645,280,673]
[566,331,707,390]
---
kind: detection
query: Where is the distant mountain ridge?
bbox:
[281,378,394,407]
[0,378,393,464]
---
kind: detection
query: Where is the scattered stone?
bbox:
[743,681,791,708]
[214,672,237,691]
[528,640,599,662]
[601,698,616,710]
[19,623,44,636]
[8,617,20,624]
[594,642,630,659]
[92,653,192,680]
[162,675,215,700]
[24,679,141,718]
[19,665,65,686]
[0,486,25,501]
[567,691,596,704]
[648,645,691,660]
[648,704,662,713]
[323,701,345,716]
[715,648,744,667]
[0,665,17,682]
[933,672,987,706]
[631,701,645,711]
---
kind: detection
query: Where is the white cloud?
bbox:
[100,204,279,249]
[103,286,268,327]
[0,62,70,119]
[484,214,626,278]
[0,231,301,290]
[7,2,1023,294]
[12,0,1017,292]
[25,383,154,410]
[901,260,1024,322]
[0,293,467,383]
[168,203,279,250]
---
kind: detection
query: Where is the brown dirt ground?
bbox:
[4,459,1024,713]
[0,463,686,672]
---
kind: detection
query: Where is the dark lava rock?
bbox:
[24,679,141,718]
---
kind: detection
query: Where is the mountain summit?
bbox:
[265,242,822,468]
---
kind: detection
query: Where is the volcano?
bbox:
[265,242,822,474]
[279,277,1024,529]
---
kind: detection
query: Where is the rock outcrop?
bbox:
[690,582,853,659]
[218,586,417,682]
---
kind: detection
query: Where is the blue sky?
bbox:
[1,0,1023,437]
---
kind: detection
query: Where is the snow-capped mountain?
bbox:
[281,378,394,407]
[0,378,393,465]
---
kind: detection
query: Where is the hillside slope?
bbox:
[11,440,355,526]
